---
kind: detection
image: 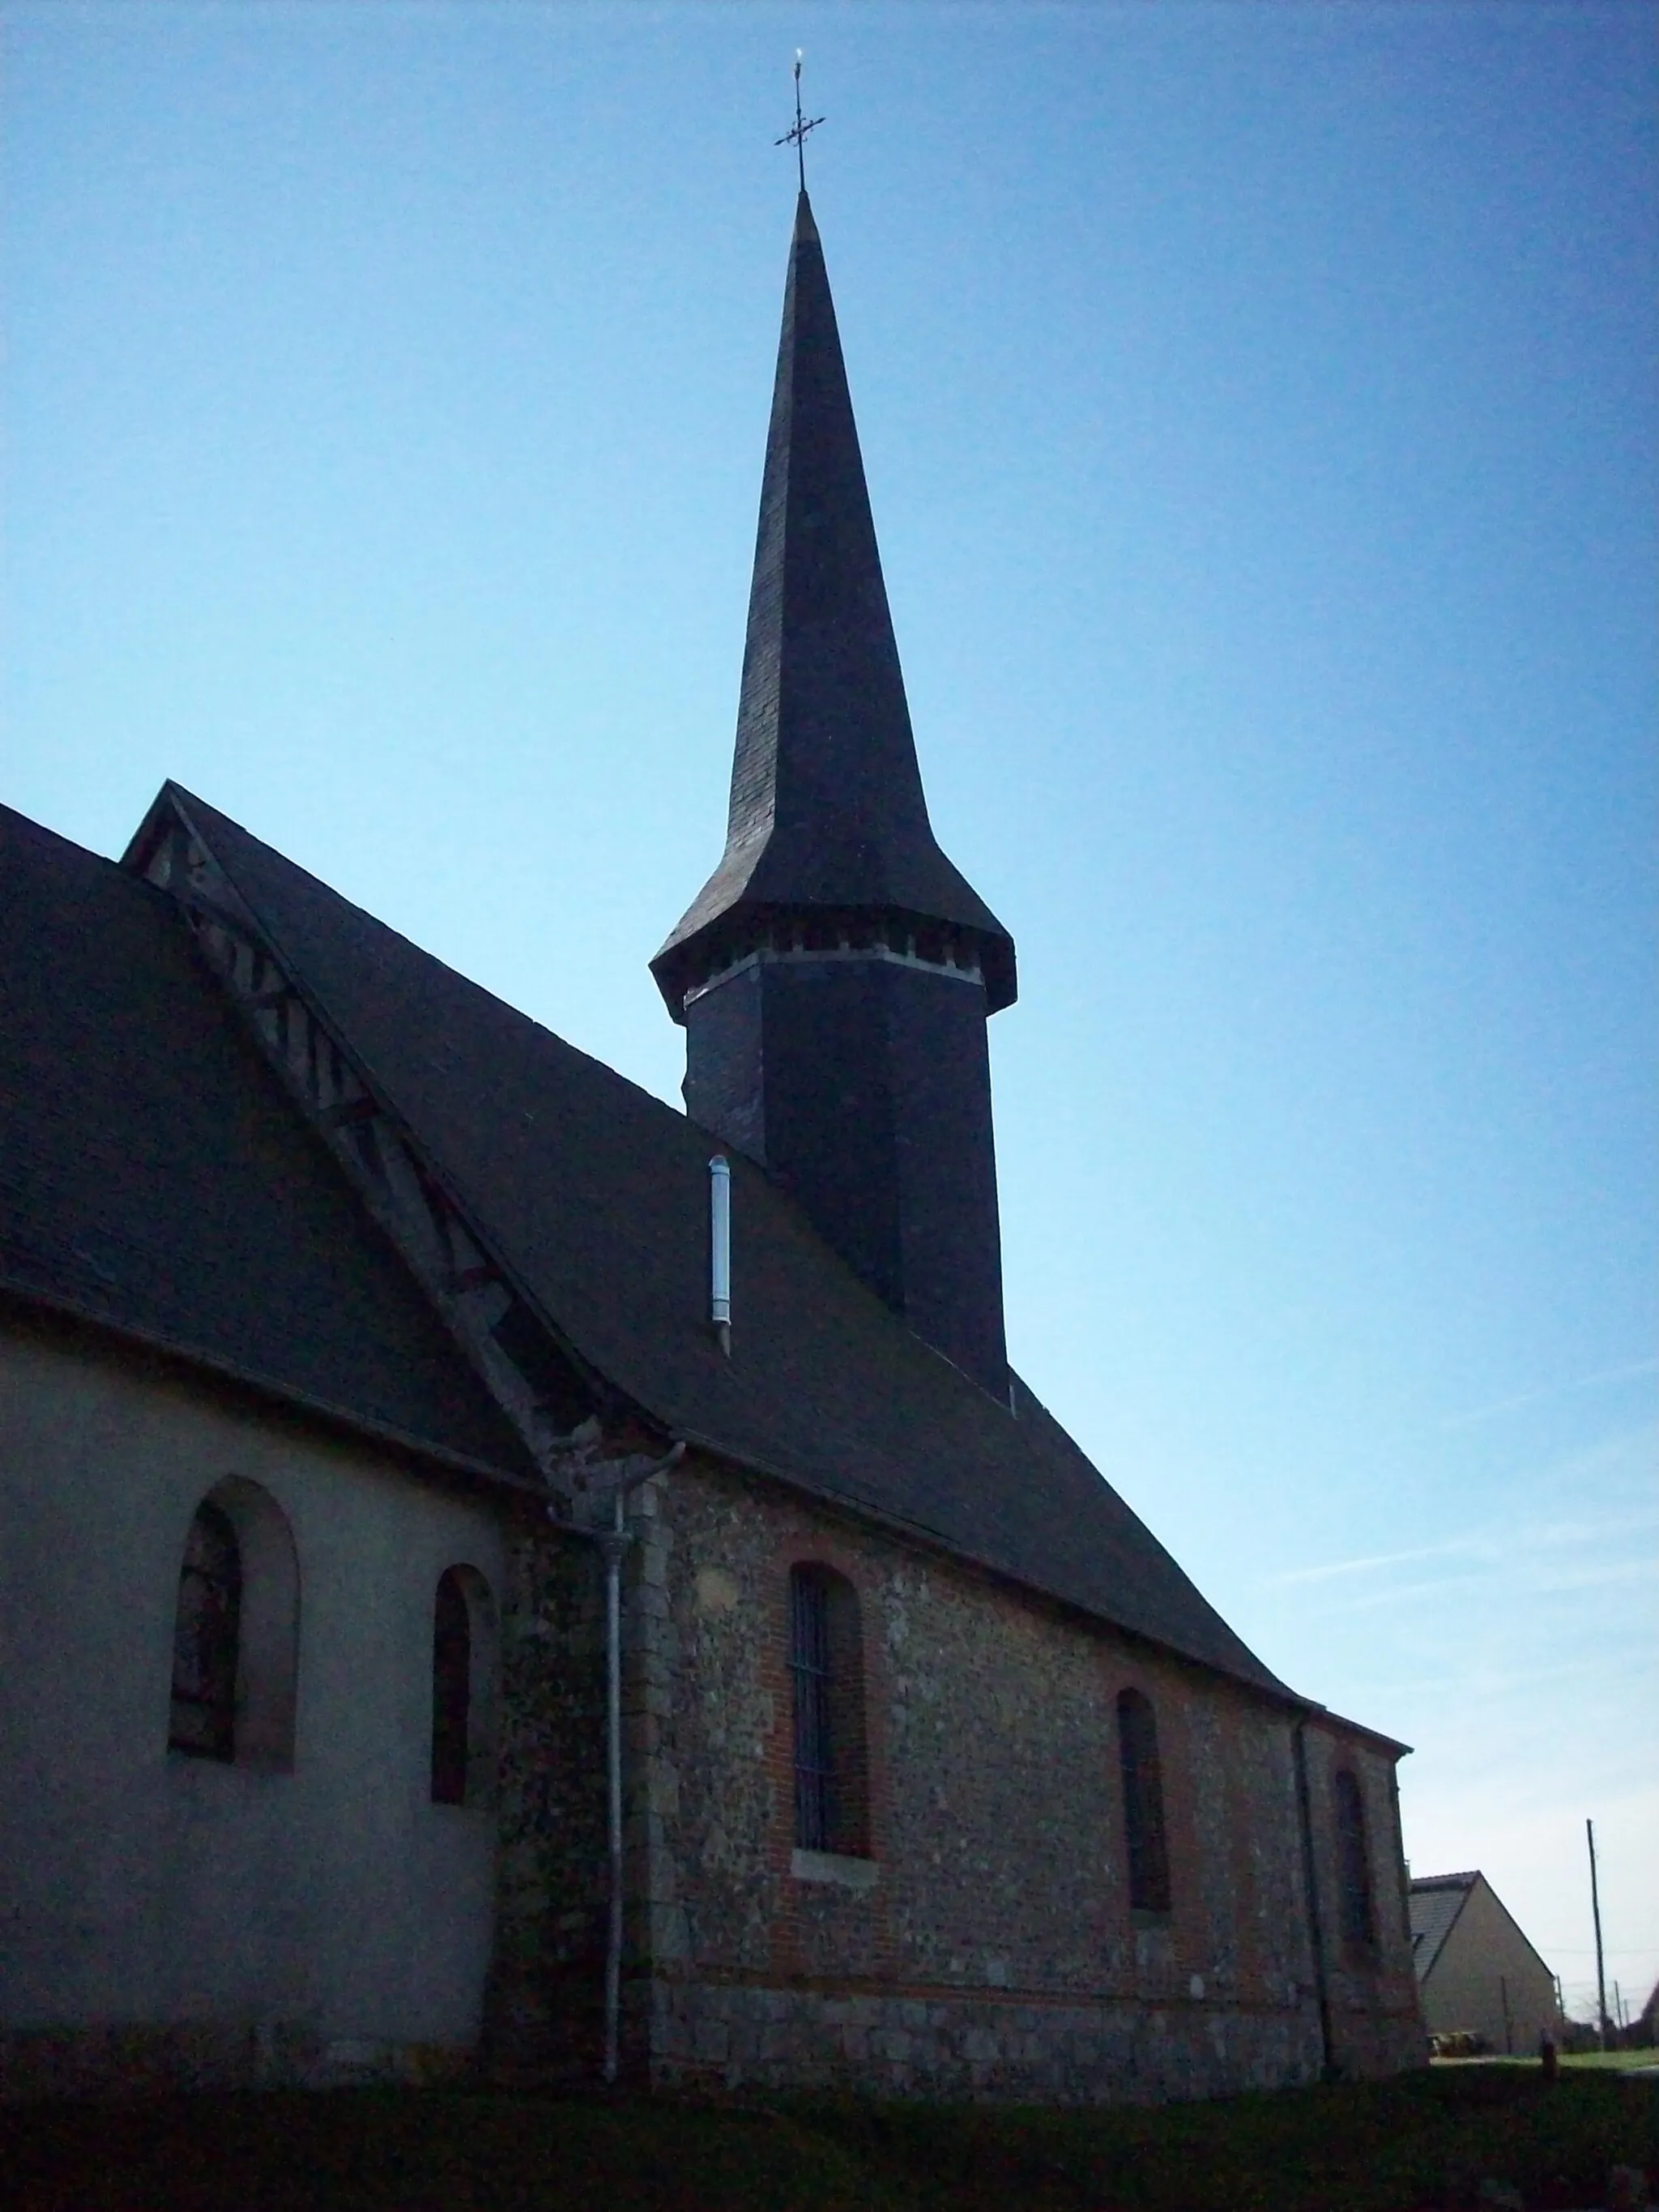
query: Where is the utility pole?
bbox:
[1587,1817,1610,2052]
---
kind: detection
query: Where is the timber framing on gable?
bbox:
[125,787,646,1501]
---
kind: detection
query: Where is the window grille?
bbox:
[1117,1687,1172,1914]
[790,1568,835,1852]
[1334,1769,1376,1948]
[169,1501,241,1761]
[431,1568,472,1805]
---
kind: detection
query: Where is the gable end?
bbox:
[124,784,634,1494]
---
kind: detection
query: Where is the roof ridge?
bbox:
[106,784,1316,1707]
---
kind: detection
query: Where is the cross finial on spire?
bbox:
[774,51,824,192]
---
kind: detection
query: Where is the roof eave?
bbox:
[667,1417,1315,1715]
[2,1277,546,1503]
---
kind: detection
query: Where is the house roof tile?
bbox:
[1409,1873,1480,1982]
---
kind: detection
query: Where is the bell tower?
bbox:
[650,193,1016,1400]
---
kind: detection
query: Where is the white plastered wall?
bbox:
[0,1321,507,2059]
[1421,1879,1560,2052]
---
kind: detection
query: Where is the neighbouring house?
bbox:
[0,190,1425,2105]
[1410,1872,1559,2053]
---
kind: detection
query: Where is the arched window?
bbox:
[165,1479,299,1772]
[788,1564,868,1858]
[169,1501,241,1760]
[430,1566,497,1809]
[1334,1768,1376,1948]
[1117,1687,1171,1915]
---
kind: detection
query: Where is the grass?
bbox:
[2,2065,1653,2211]
[1431,2052,1658,2075]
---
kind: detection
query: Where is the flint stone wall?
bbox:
[482,1510,609,2082]
[616,1452,1422,2099]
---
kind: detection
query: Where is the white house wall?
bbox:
[1421,1880,1559,2054]
[0,1320,506,2095]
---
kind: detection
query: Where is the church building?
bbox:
[0,192,1423,2102]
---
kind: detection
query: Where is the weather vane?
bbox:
[775,51,824,192]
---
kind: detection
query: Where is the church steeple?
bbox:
[652,192,1015,1398]
[652,193,1016,1015]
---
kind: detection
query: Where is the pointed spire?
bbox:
[652,193,1016,1016]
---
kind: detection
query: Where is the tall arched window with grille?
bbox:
[165,1479,299,1772]
[431,1566,497,1809]
[788,1564,869,1858]
[168,1501,242,1761]
[1334,1768,1376,1948]
[1116,1686,1172,1915]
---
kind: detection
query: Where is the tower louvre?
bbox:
[651,192,1015,1398]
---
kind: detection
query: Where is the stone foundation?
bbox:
[646,1976,1328,2103]
[0,2022,471,2103]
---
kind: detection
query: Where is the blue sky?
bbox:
[4,2,1653,2019]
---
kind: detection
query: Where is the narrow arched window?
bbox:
[789,1565,868,1857]
[169,1501,242,1761]
[1117,1687,1171,1915]
[431,1569,471,1805]
[431,1566,497,1808]
[1334,1768,1376,1948]
[164,1480,298,1771]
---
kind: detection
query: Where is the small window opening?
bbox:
[165,1479,298,1771]
[169,1501,242,1761]
[431,1565,496,1808]
[789,1565,868,1857]
[1335,1768,1377,1948]
[431,1569,471,1805]
[791,1570,834,1849]
[1117,1686,1172,1915]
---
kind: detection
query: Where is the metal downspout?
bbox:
[544,1439,684,2089]
[1293,1718,1336,2080]
[598,1490,628,2087]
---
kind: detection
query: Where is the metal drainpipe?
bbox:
[709,1154,732,1357]
[597,1488,629,2087]
[1293,1718,1337,2080]
[545,1439,685,2089]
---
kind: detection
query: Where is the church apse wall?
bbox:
[615,1453,1420,2102]
[1300,1720,1425,2080]
[0,1319,505,2099]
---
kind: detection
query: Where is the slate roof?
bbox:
[86,781,1300,1703]
[0,803,536,1482]
[651,192,1017,1016]
[1409,1873,1479,1982]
